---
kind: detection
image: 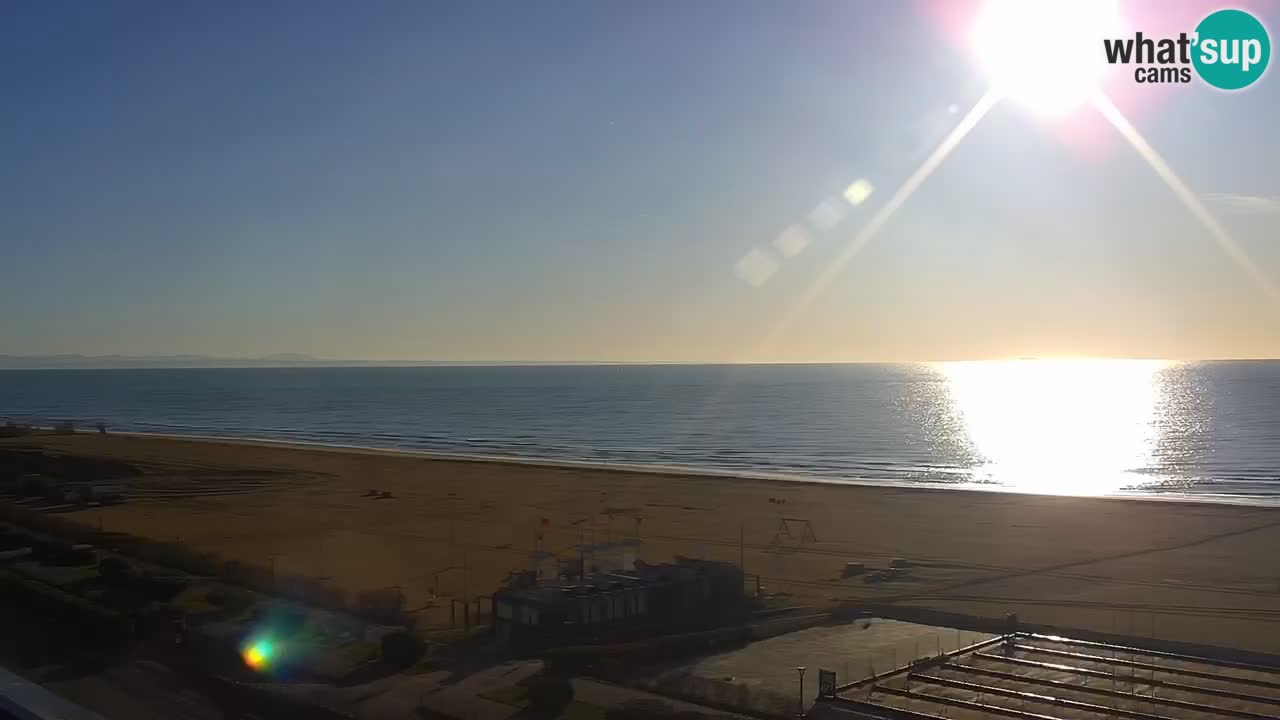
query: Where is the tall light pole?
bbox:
[796,666,807,718]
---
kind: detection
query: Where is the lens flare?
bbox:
[242,639,275,671]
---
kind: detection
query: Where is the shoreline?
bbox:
[97,429,1279,509]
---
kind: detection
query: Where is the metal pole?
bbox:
[1112,610,1118,694]
[796,666,806,718]
[1130,609,1136,689]
[740,524,745,570]
[1151,612,1157,700]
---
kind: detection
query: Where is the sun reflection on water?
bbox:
[940,359,1166,495]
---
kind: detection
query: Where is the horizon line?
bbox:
[4,353,1280,370]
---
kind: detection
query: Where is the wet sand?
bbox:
[6,433,1280,652]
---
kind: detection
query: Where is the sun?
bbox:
[971,0,1123,116]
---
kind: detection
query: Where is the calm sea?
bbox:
[3,361,1280,499]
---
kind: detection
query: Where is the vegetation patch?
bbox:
[477,683,530,707]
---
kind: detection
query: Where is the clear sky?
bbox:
[3,0,1279,362]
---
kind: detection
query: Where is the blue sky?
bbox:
[3,1,1279,362]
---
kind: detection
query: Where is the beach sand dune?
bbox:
[7,433,1280,652]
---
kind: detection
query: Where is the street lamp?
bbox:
[795,666,807,718]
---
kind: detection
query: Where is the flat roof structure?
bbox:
[627,618,994,717]
[0,666,106,720]
[497,556,743,607]
[815,632,1280,720]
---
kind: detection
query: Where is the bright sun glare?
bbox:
[942,359,1165,495]
[972,0,1123,115]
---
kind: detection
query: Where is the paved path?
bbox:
[10,652,754,720]
[12,661,223,720]
[572,677,753,718]
[265,660,753,719]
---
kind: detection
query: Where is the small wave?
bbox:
[10,363,1280,505]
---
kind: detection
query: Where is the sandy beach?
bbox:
[7,432,1280,654]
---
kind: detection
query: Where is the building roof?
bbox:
[497,557,740,606]
[0,666,107,720]
[498,571,660,606]
[820,631,1280,720]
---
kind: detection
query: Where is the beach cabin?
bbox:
[493,557,745,650]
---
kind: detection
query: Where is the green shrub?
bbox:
[33,540,94,566]
[99,556,136,581]
[526,675,574,718]
[381,630,425,668]
[206,587,257,614]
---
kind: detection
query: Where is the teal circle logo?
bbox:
[1192,9,1270,90]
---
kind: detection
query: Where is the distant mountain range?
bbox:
[0,353,422,369]
[0,354,623,369]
